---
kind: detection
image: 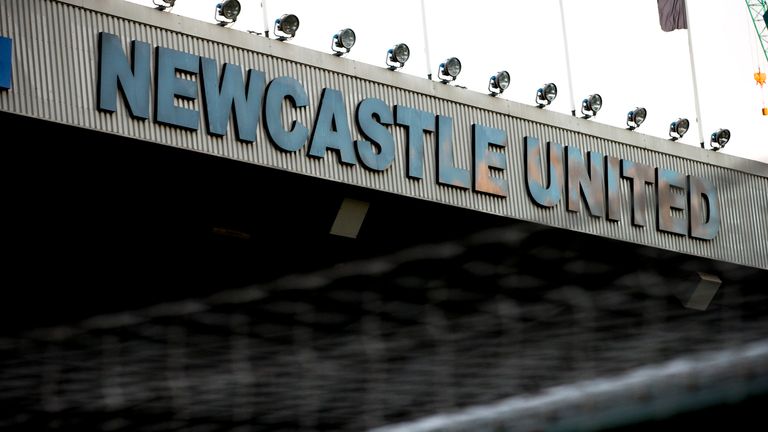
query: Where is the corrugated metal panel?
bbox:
[0,0,766,269]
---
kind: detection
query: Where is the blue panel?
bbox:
[308,88,356,165]
[472,124,508,197]
[354,98,395,171]
[97,32,150,119]
[565,147,605,217]
[264,76,309,152]
[394,105,434,179]
[435,115,470,189]
[621,159,655,227]
[200,58,265,142]
[0,36,12,90]
[605,156,622,222]
[155,46,199,130]
[524,136,562,208]
[689,175,721,240]
[656,168,688,236]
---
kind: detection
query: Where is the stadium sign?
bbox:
[97,32,719,240]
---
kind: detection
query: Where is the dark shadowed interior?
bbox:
[2,112,767,431]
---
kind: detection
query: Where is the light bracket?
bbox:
[669,118,690,141]
[386,43,410,70]
[437,57,461,83]
[332,28,356,56]
[488,71,510,96]
[536,83,558,108]
[709,128,730,151]
[626,107,647,130]
[215,0,241,26]
[153,0,175,10]
[274,14,300,40]
[581,93,602,119]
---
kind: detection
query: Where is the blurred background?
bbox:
[1,111,767,431]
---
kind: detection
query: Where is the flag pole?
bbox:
[420,0,433,80]
[558,0,576,116]
[261,0,270,38]
[683,0,706,148]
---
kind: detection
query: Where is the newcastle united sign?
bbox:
[97,32,720,241]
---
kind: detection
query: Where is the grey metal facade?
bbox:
[1,0,766,269]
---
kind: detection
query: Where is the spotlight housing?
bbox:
[535,83,558,108]
[669,118,690,141]
[437,57,461,83]
[274,14,300,40]
[386,43,410,70]
[215,0,241,26]
[581,93,602,119]
[488,71,510,96]
[709,128,730,151]
[153,0,175,10]
[332,28,356,56]
[626,107,647,130]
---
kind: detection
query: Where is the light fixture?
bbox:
[669,118,689,141]
[386,43,410,70]
[709,128,730,151]
[274,14,300,40]
[153,0,175,10]
[535,83,558,108]
[581,93,602,118]
[215,0,241,26]
[437,57,461,83]
[626,107,647,130]
[488,71,510,96]
[332,28,356,56]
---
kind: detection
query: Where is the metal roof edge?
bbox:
[49,0,767,178]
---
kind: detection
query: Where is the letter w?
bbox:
[200,58,265,143]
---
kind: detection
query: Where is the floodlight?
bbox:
[488,71,510,96]
[437,57,461,83]
[332,28,356,56]
[274,14,300,40]
[535,83,557,108]
[581,93,602,118]
[626,107,647,130]
[153,0,175,10]
[215,0,241,26]
[669,118,689,141]
[709,128,730,151]
[386,43,410,70]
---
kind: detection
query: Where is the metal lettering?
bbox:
[155,46,199,130]
[525,136,563,207]
[0,36,13,90]
[97,32,150,119]
[605,156,622,222]
[472,124,508,197]
[264,76,309,152]
[92,34,726,244]
[689,175,721,240]
[308,88,356,165]
[565,147,605,217]
[436,115,470,189]
[354,98,395,171]
[621,160,655,227]
[200,58,265,142]
[395,105,434,179]
[656,168,688,236]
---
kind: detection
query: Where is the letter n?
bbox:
[97,32,150,119]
